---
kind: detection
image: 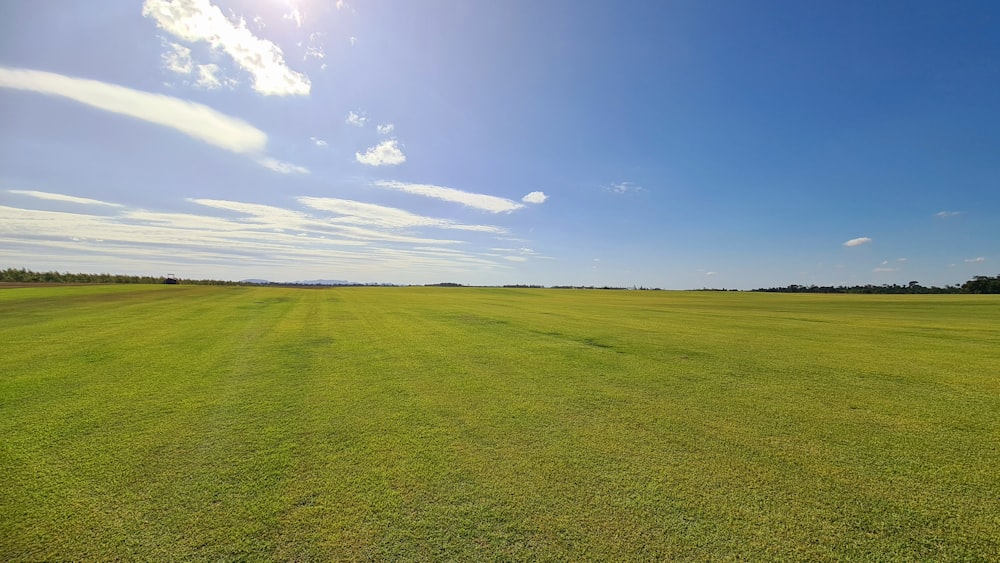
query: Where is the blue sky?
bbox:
[1,0,997,288]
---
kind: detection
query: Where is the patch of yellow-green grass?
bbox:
[1,286,997,560]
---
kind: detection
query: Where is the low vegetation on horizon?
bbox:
[3,267,1000,293]
[1,285,997,560]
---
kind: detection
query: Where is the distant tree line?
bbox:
[753,276,1000,294]
[0,268,240,285]
[5,267,998,293]
[961,275,1000,294]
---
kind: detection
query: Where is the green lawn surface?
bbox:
[1,285,998,560]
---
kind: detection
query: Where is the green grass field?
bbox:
[1,285,997,560]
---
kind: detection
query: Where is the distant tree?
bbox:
[962,275,1000,294]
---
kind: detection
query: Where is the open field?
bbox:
[1,285,998,560]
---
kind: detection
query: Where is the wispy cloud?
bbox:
[188,199,463,245]
[310,136,328,147]
[161,41,234,90]
[162,41,193,74]
[521,191,548,204]
[283,8,302,27]
[194,63,228,89]
[873,267,898,272]
[608,181,643,194]
[0,202,503,281]
[374,181,525,213]
[298,197,506,233]
[377,123,394,135]
[356,140,406,166]
[0,66,266,154]
[8,190,123,207]
[965,257,985,263]
[0,67,304,173]
[257,158,309,174]
[935,211,960,218]
[304,47,325,61]
[843,237,872,247]
[487,247,544,263]
[143,0,310,96]
[346,111,367,127]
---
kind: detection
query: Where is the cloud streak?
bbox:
[298,197,506,233]
[257,158,309,174]
[0,67,306,174]
[374,181,525,213]
[0,190,529,283]
[843,237,872,247]
[0,66,266,154]
[9,190,122,207]
[608,181,643,194]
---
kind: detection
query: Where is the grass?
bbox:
[1,285,998,560]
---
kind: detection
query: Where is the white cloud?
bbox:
[521,191,548,204]
[304,46,325,61]
[142,0,311,96]
[897,257,908,262]
[298,197,505,233]
[705,271,718,276]
[349,36,358,47]
[283,8,302,27]
[310,136,328,147]
[873,267,899,272]
[374,181,524,213]
[346,111,367,127]
[935,211,960,218]
[356,140,406,166]
[1,66,304,174]
[257,158,309,174]
[8,190,122,207]
[337,0,348,10]
[487,247,545,263]
[189,198,464,245]
[0,66,266,154]
[377,123,394,135]
[0,203,414,274]
[608,181,643,194]
[161,41,235,90]
[843,237,872,247]
[194,63,224,89]
[965,257,985,263]
[162,41,193,74]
